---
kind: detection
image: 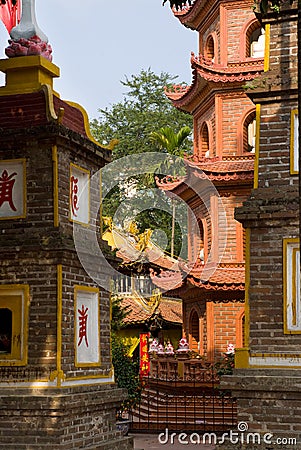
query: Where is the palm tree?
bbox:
[149,126,191,156]
[150,126,191,257]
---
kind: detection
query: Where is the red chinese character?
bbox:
[70,175,79,217]
[0,170,17,211]
[78,305,89,347]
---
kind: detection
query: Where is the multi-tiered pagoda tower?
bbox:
[157,0,264,360]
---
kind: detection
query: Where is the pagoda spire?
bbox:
[5,0,52,61]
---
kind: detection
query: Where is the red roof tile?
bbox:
[121,296,182,325]
[150,262,245,292]
[189,157,255,174]
[156,156,254,191]
[188,264,245,291]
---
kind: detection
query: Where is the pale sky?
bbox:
[0,0,197,120]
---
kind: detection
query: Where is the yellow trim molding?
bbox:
[66,100,118,152]
[41,84,58,121]
[264,24,270,72]
[52,146,59,227]
[283,238,300,334]
[244,228,251,347]
[253,104,261,189]
[235,228,251,369]
[57,264,65,385]
[235,348,250,369]
[0,56,60,96]
[290,109,299,175]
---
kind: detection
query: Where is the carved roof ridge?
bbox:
[192,53,264,73]
[164,67,197,103]
[191,53,264,83]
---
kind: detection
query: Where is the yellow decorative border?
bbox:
[51,265,65,386]
[235,228,251,369]
[65,371,114,383]
[264,23,270,72]
[69,162,91,226]
[0,158,26,220]
[52,146,59,227]
[290,109,299,175]
[41,85,58,121]
[74,285,101,368]
[0,284,29,366]
[283,237,300,334]
[65,101,118,151]
[253,104,261,189]
[99,168,103,236]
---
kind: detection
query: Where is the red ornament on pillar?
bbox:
[0,0,20,33]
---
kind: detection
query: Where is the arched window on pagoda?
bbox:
[205,35,215,61]
[197,219,205,264]
[189,310,200,353]
[199,122,210,158]
[243,112,256,153]
[246,23,265,58]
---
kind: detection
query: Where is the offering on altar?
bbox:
[176,337,190,353]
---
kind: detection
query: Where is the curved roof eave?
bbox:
[173,0,206,30]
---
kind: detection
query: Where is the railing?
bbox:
[149,355,220,383]
[129,356,237,434]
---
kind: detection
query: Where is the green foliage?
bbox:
[90,68,192,160]
[111,296,130,332]
[214,353,235,377]
[112,333,141,412]
[111,296,141,412]
[150,126,191,157]
[91,69,191,258]
[253,0,294,14]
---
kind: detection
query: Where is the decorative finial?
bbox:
[5,0,52,61]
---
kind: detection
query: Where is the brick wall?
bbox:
[183,291,244,360]
[0,385,133,449]
[0,89,130,448]
[221,93,255,157]
[213,301,244,358]
[0,128,112,381]
[226,5,254,62]
[220,1,300,446]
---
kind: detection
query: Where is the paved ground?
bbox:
[131,433,215,450]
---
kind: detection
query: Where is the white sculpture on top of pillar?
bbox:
[5,0,52,61]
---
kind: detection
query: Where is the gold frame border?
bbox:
[290,109,299,175]
[253,104,261,189]
[283,237,300,334]
[0,284,29,366]
[52,146,59,227]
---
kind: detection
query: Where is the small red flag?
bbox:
[0,0,20,34]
